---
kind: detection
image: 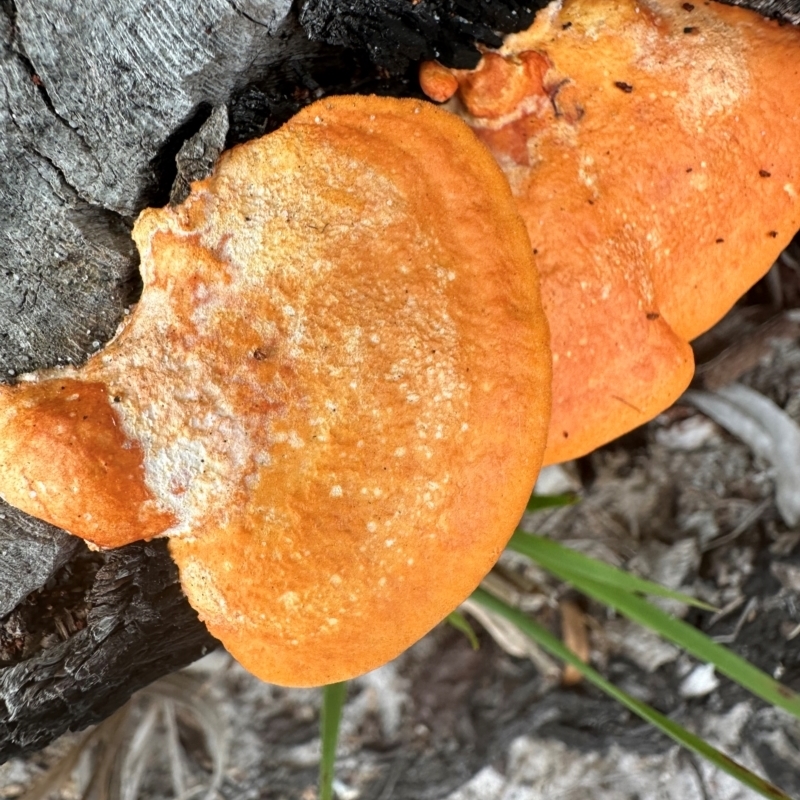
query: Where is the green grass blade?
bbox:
[509,531,717,611]
[526,493,579,512]
[470,588,791,800]
[319,681,347,800]
[446,611,480,650]
[514,543,800,722]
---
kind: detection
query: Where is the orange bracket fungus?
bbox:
[0,97,551,687]
[421,0,800,465]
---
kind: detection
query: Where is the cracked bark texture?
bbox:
[0,541,219,760]
[0,0,799,768]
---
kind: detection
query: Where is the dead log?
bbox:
[0,540,218,759]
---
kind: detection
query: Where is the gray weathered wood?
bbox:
[0,501,78,618]
[11,0,293,215]
[0,540,218,759]
[170,105,229,206]
[722,0,800,23]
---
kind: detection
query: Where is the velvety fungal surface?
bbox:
[0,97,551,687]
[421,0,800,464]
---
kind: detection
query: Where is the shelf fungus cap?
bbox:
[0,96,551,687]
[421,0,800,464]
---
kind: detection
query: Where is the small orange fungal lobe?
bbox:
[458,51,549,119]
[418,60,459,102]
[0,380,175,547]
[421,52,552,120]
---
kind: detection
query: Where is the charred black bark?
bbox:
[299,0,546,71]
[0,540,218,759]
[298,0,800,72]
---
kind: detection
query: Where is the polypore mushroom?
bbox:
[420,0,800,464]
[0,96,551,687]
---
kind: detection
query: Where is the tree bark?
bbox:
[721,0,800,23]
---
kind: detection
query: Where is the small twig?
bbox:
[712,597,758,644]
[687,752,714,800]
[702,499,771,552]
[461,597,561,680]
[163,701,187,800]
[694,311,800,391]
[784,622,800,642]
[375,755,406,800]
[707,595,746,628]
[560,599,590,686]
